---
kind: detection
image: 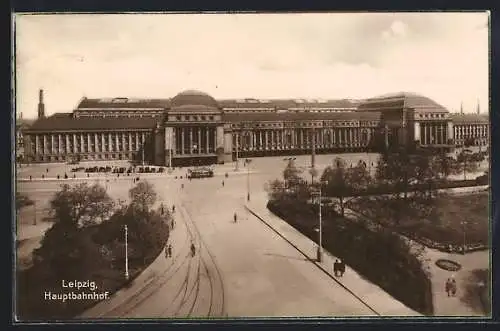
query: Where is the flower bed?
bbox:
[346,193,489,254]
[435,259,462,272]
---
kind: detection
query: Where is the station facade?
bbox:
[22,90,489,166]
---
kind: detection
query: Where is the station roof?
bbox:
[357,92,449,113]
[222,111,381,122]
[76,91,358,111]
[26,113,160,132]
[218,98,357,109]
[450,113,489,124]
[77,97,171,109]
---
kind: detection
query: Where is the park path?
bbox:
[245,191,421,316]
[342,208,490,317]
[422,248,489,317]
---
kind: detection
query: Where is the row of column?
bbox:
[420,123,448,145]
[233,127,375,151]
[32,131,146,156]
[175,127,216,155]
[454,124,489,139]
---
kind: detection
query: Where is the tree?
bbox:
[32,183,114,276]
[283,159,302,187]
[435,152,454,179]
[374,148,441,225]
[321,157,351,216]
[16,192,34,211]
[49,182,114,227]
[347,160,372,192]
[267,179,286,201]
[129,181,157,212]
[375,149,416,200]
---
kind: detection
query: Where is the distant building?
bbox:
[450,113,489,150]
[15,116,35,163]
[22,90,489,166]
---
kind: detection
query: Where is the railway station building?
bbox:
[21,89,489,166]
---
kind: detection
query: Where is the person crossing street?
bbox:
[190,242,196,257]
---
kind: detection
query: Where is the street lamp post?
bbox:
[124,224,129,280]
[283,157,296,193]
[245,158,252,201]
[235,132,240,171]
[169,131,173,171]
[461,221,467,255]
[462,147,472,180]
[312,186,323,262]
[33,201,37,225]
[318,186,322,262]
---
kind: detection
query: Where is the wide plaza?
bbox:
[15,151,490,317]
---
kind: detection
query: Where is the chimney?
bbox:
[460,101,464,115]
[38,89,46,118]
[476,99,480,114]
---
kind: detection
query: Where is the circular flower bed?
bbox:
[435,259,462,271]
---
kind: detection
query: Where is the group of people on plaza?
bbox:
[165,244,173,258]
[445,276,458,297]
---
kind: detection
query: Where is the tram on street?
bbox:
[187,167,214,179]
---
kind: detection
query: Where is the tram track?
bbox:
[178,195,226,318]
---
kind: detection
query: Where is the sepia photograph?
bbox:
[13,12,491,321]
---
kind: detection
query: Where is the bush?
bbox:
[17,205,170,320]
[16,193,34,210]
[267,199,434,316]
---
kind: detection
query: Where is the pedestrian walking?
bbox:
[181,183,184,189]
[172,218,176,229]
[233,212,237,223]
[190,242,196,257]
[165,245,169,258]
[451,277,457,297]
[222,180,225,187]
[339,259,346,277]
[333,259,341,277]
[168,244,173,258]
[445,278,452,297]
[172,205,176,213]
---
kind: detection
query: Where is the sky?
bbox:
[14,12,489,118]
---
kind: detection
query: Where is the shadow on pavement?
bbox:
[263,252,310,262]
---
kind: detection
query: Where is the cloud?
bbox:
[382,20,408,41]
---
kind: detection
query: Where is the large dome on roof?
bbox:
[170,90,219,109]
[357,92,449,113]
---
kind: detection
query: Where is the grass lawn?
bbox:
[349,192,489,250]
[460,269,491,315]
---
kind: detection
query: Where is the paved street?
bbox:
[14,152,488,317]
[16,154,385,317]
